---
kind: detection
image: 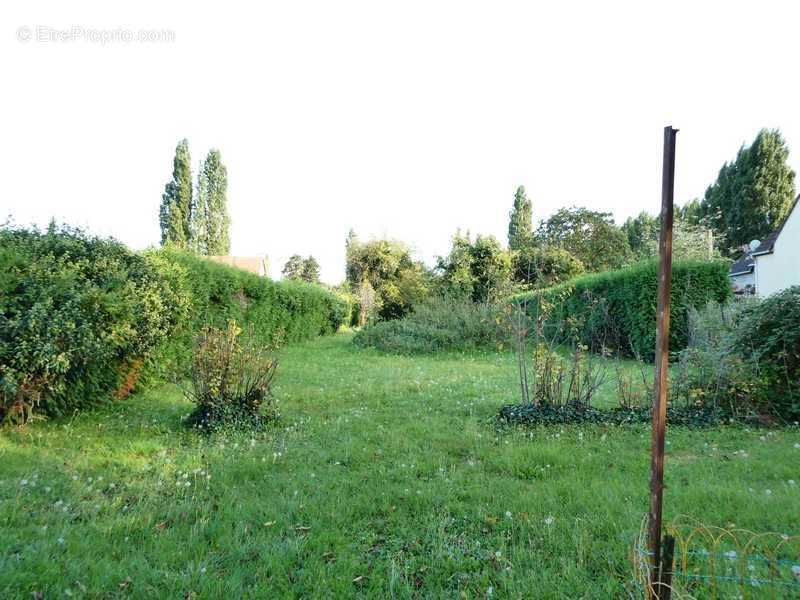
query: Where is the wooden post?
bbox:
[648,126,678,598]
[657,534,676,600]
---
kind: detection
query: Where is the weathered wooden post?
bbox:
[648,125,678,599]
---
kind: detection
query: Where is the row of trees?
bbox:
[344,128,796,323]
[159,139,231,255]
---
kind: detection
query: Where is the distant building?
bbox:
[729,194,800,296]
[207,255,268,277]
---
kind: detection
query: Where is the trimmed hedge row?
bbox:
[514,260,731,359]
[148,250,350,378]
[0,226,349,422]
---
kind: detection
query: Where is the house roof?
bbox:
[729,254,755,277]
[751,193,800,256]
[207,255,267,276]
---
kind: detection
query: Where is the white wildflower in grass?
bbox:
[791,564,800,578]
[765,489,772,496]
[57,537,65,545]
[505,511,512,518]
[44,486,51,493]
[794,443,800,449]
[544,516,555,526]
[724,550,737,560]
[20,479,28,486]
[200,566,207,574]
[494,551,502,558]
[486,586,494,596]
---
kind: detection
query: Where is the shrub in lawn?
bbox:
[0,224,189,422]
[497,403,729,428]
[512,260,732,360]
[732,287,800,421]
[185,321,279,433]
[353,297,505,353]
[671,300,770,420]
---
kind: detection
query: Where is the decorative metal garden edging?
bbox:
[633,515,800,599]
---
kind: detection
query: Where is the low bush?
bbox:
[671,300,769,420]
[732,287,800,421]
[0,224,189,422]
[497,402,729,428]
[185,322,279,433]
[514,260,732,360]
[353,297,504,354]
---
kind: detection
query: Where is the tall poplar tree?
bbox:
[159,139,193,248]
[195,149,231,255]
[507,185,533,251]
[701,129,796,252]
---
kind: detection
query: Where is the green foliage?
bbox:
[507,185,533,251]
[0,224,189,422]
[194,149,230,255]
[159,139,194,248]
[732,287,800,420]
[151,250,350,377]
[621,212,659,259]
[301,256,320,283]
[514,260,732,360]
[511,245,584,289]
[353,297,504,354]
[644,220,721,261]
[678,198,703,225]
[283,255,320,283]
[345,235,429,320]
[281,255,305,280]
[185,322,279,433]
[701,128,796,253]
[672,301,769,419]
[498,402,728,428]
[437,232,512,303]
[535,206,632,271]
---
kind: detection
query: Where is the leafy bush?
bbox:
[0,224,189,422]
[511,245,584,289]
[672,301,768,419]
[732,286,800,420]
[497,403,729,428]
[353,297,504,354]
[148,250,350,378]
[436,233,513,303]
[185,322,279,433]
[514,260,732,360]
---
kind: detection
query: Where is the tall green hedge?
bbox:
[0,227,349,422]
[514,260,731,359]
[148,250,350,377]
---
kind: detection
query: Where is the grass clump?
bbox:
[185,322,279,433]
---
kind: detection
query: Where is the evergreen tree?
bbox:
[301,256,320,283]
[701,129,796,252]
[195,149,230,255]
[282,255,305,280]
[507,185,533,250]
[159,139,193,248]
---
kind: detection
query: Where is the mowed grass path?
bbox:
[1,333,799,598]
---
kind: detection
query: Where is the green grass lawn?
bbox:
[1,332,799,598]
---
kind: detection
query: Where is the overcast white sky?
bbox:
[3,1,799,283]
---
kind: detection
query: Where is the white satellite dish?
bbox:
[748,239,761,252]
